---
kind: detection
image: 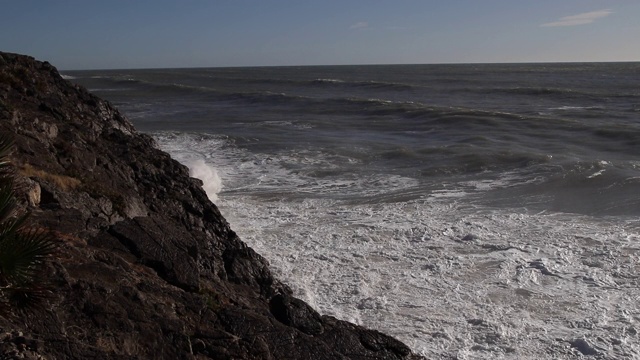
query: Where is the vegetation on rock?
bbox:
[0,133,56,315]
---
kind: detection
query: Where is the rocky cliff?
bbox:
[0,51,424,359]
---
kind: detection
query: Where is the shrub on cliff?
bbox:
[0,134,56,315]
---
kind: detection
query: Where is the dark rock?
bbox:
[528,259,562,277]
[570,338,599,356]
[12,336,26,345]
[0,51,425,359]
[467,318,490,327]
[461,234,477,241]
[270,293,324,335]
[106,216,202,291]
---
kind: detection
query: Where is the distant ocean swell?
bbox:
[86,74,638,139]
[91,72,640,102]
[74,70,640,216]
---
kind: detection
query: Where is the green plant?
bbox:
[0,134,57,315]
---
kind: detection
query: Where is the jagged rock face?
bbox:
[0,52,423,360]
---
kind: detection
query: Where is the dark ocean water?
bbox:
[68,63,640,216]
[66,64,640,358]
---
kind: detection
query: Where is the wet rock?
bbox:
[467,318,490,327]
[527,259,562,277]
[461,234,477,241]
[270,293,324,335]
[570,338,599,356]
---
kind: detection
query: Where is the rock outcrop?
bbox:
[0,51,423,359]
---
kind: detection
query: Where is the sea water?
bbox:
[68,63,640,359]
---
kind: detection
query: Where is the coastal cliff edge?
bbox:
[0,51,424,360]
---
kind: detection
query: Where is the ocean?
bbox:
[66,63,640,359]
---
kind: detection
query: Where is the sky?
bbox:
[1,0,639,70]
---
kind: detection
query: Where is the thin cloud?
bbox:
[541,9,612,27]
[349,21,369,30]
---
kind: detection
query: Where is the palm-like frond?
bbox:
[0,227,57,286]
[0,133,57,316]
[0,181,17,224]
[0,275,55,314]
[4,284,53,306]
[0,134,15,224]
[0,133,14,180]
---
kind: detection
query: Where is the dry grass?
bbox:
[51,230,87,247]
[19,164,81,191]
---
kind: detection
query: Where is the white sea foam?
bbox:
[88,88,131,92]
[188,159,222,201]
[552,105,604,111]
[588,169,606,178]
[154,131,640,359]
[152,133,226,200]
[588,160,610,179]
[60,74,76,80]
[221,195,640,359]
[315,78,344,83]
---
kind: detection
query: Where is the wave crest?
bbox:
[188,159,222,201]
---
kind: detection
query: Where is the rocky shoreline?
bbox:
[0,51,424,359]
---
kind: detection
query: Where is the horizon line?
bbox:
[59,59,640,72]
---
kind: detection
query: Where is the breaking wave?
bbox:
[187,159,222,201]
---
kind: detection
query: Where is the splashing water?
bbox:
[188,159,222,201]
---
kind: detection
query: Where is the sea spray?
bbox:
[188,159,222,201]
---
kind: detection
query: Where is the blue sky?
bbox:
[1,0,639,69]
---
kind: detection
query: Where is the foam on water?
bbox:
[88,88,133,92]
[154,133,640,359]
[220,195,640,359]
[187,159,222,201]
[314,78,345,83]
